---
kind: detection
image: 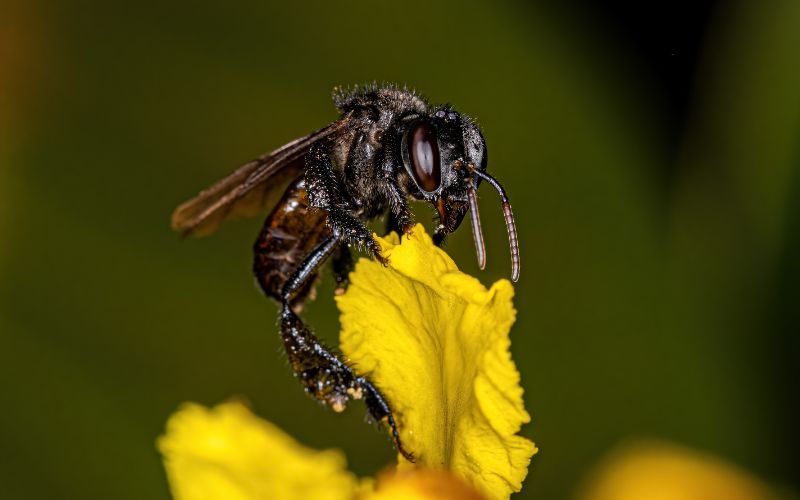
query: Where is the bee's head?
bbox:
[399,107,519,281]
[400,109,483,228]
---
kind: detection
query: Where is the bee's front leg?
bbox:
[381,179,414,237]
[305,141,387,264]
[324,206,388,265]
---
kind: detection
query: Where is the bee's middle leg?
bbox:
[279,235,414,461]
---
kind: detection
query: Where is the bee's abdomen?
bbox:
[253,177,331,309]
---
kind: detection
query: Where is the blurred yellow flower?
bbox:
[158,402,361,500]
[159,224,534,499]
[338,225,536,498]
[576,440,778,500]
[159,401,487,500]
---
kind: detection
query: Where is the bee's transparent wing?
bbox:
[171,115,349,237]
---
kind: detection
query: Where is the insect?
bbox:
[171,84,519,461]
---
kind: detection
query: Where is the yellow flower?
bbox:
[159,401,487,500]
[159,224,534,499]
[158,402,361,500]
[337,225,536,498]
[576,440,777,500]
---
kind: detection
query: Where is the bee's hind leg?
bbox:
[279,235,413,461]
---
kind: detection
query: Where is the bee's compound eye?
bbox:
[407,122,441,192]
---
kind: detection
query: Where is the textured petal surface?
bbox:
[337,225,537,500]
[158,402,360,500]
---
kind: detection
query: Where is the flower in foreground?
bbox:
[160,401,487,500]
[159,224,536,499]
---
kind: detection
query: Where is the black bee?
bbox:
[171,84,519,461]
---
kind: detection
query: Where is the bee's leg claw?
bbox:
[374,252,390,267]
[369,239,389,267]
[361,378,414,462]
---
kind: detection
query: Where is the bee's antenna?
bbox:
[466,180,487,270]
[471,169,520,282]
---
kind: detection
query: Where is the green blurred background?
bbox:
[1,0,798,498]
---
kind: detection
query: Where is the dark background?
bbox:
[562,1,718,150]
[1,0,798,498]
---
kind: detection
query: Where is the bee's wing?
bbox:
[171,115,350,237]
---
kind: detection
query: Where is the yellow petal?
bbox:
[158,401,361,500]
[576,440,776,500]
[337,224,537,499]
